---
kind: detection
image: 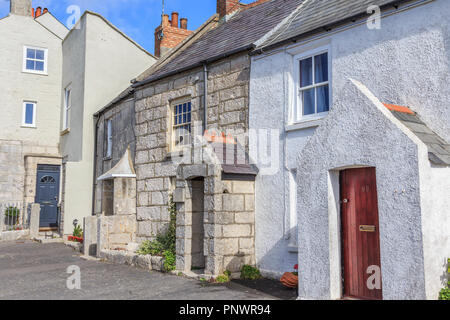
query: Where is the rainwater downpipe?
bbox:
[203,63,208,134]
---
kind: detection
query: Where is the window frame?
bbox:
[22,101,37,128]
[292,46,331,123]
[170,99,192,151]
[63,86,71,130]
[23,46,48,75]
[105,119,113,159]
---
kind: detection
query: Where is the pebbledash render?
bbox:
[132,53,257,276]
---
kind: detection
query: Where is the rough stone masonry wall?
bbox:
[175,165,255,275]
[94,97,136,215]
[133,53,250,243]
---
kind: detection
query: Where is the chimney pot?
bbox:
[35,7,42,17]
[162,14,170,26]
[43,8,48,14]
[31,7,34,17]
[171,12,179,28]
[180,18,188,30]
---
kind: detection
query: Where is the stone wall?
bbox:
[175,164,255,276]
[94,96,136,215]
[97,215,137,253]
[133,52,251,242]
[0,140,61,228]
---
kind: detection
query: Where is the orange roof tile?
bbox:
[383,103,414,115]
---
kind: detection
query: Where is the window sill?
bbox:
[287,244,298,253]
[60,128,70,136]
[22,70,48,76]
[285,117,325,132]
[21,125,36,129]
[103,156,112,161]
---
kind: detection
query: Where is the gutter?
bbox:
[251,0,422,55]
[132,44,255,89]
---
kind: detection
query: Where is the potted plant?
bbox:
[68,224,84,243]
[280,264,299,288]
[4,207,19,226]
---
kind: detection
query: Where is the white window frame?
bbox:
[170,99,192,151]
[22,101,37,128]
[63,86,71,130]
[105,119,113,158]
[292,45,331,123]
[23,46,48,75]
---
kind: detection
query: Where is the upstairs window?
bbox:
[105,119,113,158]
[293,49,330,122]
[23,46,47,74]
[63,87,71,130]
[22,101,36,127]
[172,101,191,150]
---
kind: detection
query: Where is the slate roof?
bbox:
[386,106,450,166]
[133,0,303,87]
[257,0,413,50]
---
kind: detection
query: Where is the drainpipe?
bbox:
[203,63,208,134]
[92,115,100,216]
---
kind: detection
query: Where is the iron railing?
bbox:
[0,202,29,232]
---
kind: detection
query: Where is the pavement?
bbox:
[0,241,278,300]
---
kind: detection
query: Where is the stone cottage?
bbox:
[250,0,450,299]
[92,0,302,278]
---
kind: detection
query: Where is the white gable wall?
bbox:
[295,79,428,300]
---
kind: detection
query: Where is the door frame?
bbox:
[35,164,61,229]
[339,167,383,300]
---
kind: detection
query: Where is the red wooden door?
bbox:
[340,167,382,300]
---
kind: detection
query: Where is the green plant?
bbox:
[439,259,450,300]
[136,195,178,273]
[224,270,231,277]
[439,287,450,300]
[163,250,176,271]
[136,240,165,255]
[5,207,19,218]
[240,265,262,280]
[73,224,83,238]
[215,274,230,283]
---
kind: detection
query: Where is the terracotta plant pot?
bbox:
[280,272,298,288]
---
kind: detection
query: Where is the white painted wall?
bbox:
[420,161,450,299]
[0,12,63,202]
[35,12,69,40]
[250,0,450,283]
[0,13,62,147]
[60,12,156,235]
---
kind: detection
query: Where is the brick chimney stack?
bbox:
[10,0,32,16]
[154,11,193,58]
[217,0,242,20]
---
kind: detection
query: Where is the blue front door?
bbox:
[35,165,60,228]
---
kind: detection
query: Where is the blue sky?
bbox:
[0,0,255,55]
